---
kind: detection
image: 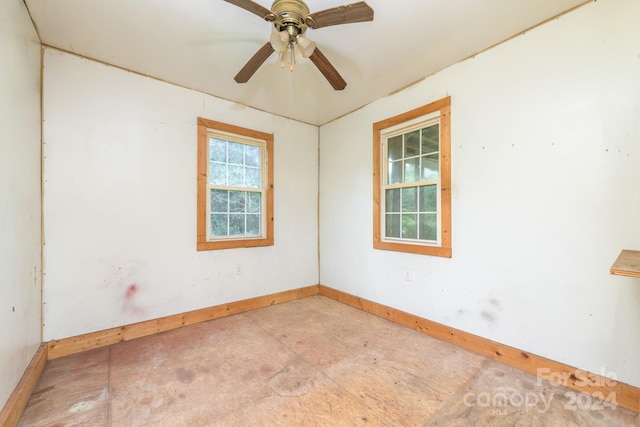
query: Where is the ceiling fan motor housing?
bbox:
[270,0,310,34]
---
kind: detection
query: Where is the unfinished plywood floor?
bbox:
[19,296,638,426]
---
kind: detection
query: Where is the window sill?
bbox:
[373,240,451,258]
[197,236,274,251]
[610,249,640,279]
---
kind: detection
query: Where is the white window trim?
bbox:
[205,129,268,242]
[380,111,442,247]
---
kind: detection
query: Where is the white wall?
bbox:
[320,0,640,387]
[0,0,42,409]
[42,49,319,340]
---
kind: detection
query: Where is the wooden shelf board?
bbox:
[610,249,640,279]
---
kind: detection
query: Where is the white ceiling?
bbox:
[25,0,588,126]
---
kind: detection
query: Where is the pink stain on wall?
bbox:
[122,283,147,318]
[125,283,138,299]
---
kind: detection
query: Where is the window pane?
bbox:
[402,187,417,212]
[229,191,245,213]
[388,160,402,184]
[421,124,439,154]
[207,138,265,239]
[211,189,228,213]
[404,158,419,183]
[402,214,417,239]
[385,188,400,212]
[421,154,439,180]
[228,165,244,186]
[245,167,260,188]
[386,213,401,238]
[211,214,228,237]
[229,214,245,235]
[245,145,260,167]
[246,214,261,235]
[388,136,403,161]
[228,142,244,165]
[210,138,227,162]
[404,130,420,157]
[419,213,437,241]
[419,185,437,212]
[210,162,227,185]
[247,192,261,213]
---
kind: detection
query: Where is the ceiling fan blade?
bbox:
[309,47,346,91]
[223,0,275,21]
[305,2,374,29]
[234,42,275,83]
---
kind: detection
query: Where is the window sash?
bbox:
[208,188,265,239]
[380,117,442,246]
[206,132,267,241]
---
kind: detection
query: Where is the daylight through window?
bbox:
[373,97,451,257]
[197,118,274,250]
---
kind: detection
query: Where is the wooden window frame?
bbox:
[197,117,274,251]
[373,96,451,257]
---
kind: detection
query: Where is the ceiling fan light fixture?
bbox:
[269,30,289,53]
[271,25,309,71]
[277,41,297,71]
[296,34,316,58]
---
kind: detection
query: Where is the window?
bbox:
[373,97,451,257]
[197,118,274,250]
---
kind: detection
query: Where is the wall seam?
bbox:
[39,43,45,344]
[316,126,321,285]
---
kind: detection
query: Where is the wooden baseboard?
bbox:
[318,285,640,413]
[47,285,319,359]
[0,344,48,427]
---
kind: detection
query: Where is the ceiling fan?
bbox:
[223,0,374,90]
